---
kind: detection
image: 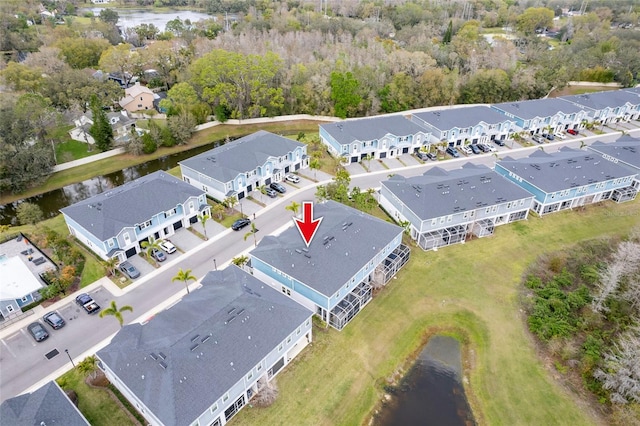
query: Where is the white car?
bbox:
[159,240,176,254]
[285,174,300,183]
[481,143,497,152]
[460,145,472,155]
[553,132,566,140]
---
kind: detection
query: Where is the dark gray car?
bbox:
[43,311,66,330]
[119,261,141,279]
[27,322,49,342]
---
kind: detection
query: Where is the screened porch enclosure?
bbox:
[417,225,467,250]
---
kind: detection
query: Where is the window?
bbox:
[210,403,219,413]
[491,206,497,213]
[247,371,253,381]
[431,218,437,226]
[446,215,452,222]
[257,364,263,372]
[278,343,284,352]
[485,207,490,214]
[6,305,14,313]
[297,327,301,335]
[305,319,311,327]
[287,336,292,344]
[21,296,29,303]
[108,239,115,247]
[439,217,445,224]
[222,393,229,403]
[139,220,152,230]
[281,286,291,296]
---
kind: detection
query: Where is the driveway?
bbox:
[167,228,206,253]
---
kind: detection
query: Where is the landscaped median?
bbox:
[230,200,640,426]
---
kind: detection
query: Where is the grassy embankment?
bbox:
[232,200,640,426]
[1,120,322,205]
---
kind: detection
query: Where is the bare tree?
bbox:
[592,241,640,313]
[593,326,640,404]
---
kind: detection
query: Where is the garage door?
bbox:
[351,156,358,163]
[379,152,386,159]
[189,215,198,224]
[173,220,183,231]
[265,177,272,185]
[125,247,137,258]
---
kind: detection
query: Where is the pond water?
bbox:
[375,335,475,426]
[0,140,227,226]
[82,8,213,31]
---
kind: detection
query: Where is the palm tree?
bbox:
[212,203,225,220]
[232,255,249,268]
[198,213,210,240]
[172,268,197,294]
[579,140,587,149]
[99,300,133,327]
[309,158,321,180]
[257,185,267,201]
[285,201,301,217]
[224,196,237,214]
[140,236,162,261]
[76,355,97,378]
[363,153,373,171]
[438,141,448,158]
[244,222,258,247]
[102,257,118,276]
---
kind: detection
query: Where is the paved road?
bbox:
[0,128,636,400]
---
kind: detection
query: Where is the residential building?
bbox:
[411,106,517,147]
[495,147,637,216]
[561,89,640,124]
[68,110,139,145]
[588,135,640,190]
[119,82,155,113]
[96,266,313,426]
[319,115,430,163]
[61,171,209,262]
[492,98,590,135]
[379,164,534,251]
[0,381,90,425]
[179,130,307,202]
[250,200,409,330]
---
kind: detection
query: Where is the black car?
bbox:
[543,133,555,140]
[270,182,287,193]
[265,187,278,198]
[425,152,437,161]
[477,143,490,153]
[493,139,505,146]
[43,311,66,330]
[469,144,481,154]
[27,322,49,342]
[232,218,251,231]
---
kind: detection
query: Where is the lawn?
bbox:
[56,369,136,426]
[56,139,100,163]
[231,200,640,426]
[2,120,324,205]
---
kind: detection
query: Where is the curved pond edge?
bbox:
[365,326,484,426]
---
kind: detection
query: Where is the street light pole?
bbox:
[213,258,217,271]
[64,349,75,368]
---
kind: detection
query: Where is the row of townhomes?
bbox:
[179,130,308,202]
[319,88,640,162]
[61,171,210,262]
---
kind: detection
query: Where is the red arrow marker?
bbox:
[293,202,323,247]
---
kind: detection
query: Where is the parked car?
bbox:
[446,146,460,158]
[43,311,66,330]
[159,240,176,254]
[232,218,251,231]
[477,143,490,153]
[482,143,497,152]
[553,132,566,140]
[469,144,481,155]
[285,174,300,183]
[532,135,545,144]
[567,128,579,135]
[425,152,437,161]
[75,293,100,314]
[119,261,141,279]
[270,182,287,193]
[460,145,472,155]
[265,187,278,198]
[493,139,505,146]
[415,152,430,161]
[151,249,166,262]
[27,322,49,342]
[543,133,555,141]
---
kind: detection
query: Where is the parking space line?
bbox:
[1,339,17,358]
[20,329,36,347]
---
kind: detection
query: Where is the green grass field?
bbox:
[231,200,640,426]
[56,139,100,163]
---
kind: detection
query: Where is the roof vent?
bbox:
[149,353,158,360]
[159,361,168,369]
[158,352,167,360]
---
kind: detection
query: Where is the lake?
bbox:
[82,8,213,31]
[374,335,475,426]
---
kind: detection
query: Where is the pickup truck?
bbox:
[75,293,100,314]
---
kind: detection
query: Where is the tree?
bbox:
[309,158,321,180]
[244,222,258,247]
[224,196,238,214]
[232,255,249,268]
[172,268,197,294]
[98,44,138,88]
[330,71,362,119]
[56,37,111,69]
[16,202,44,226]
[458,69,512,104]
[103,257,119,277]
[516,7,554,36]
[443,20,453,44]
[161,82,199,114]
[285,201,301,217]
[99,300,133,327]
[198,213,210,240]
[89,99,114,152]
[76,356,98,378]
[99,9,119,25]
[168,111,196,145]
[140,237,162,261]
[212,203,225,220]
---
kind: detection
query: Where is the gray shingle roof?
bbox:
[250,200,403,296]
[0,381,90,426]
[588,136,640,171]
[179,130,304,183]
[381,164,533,219]
[96,267,312,426]
[320,115,427,146]
[561,89,640,110]
[412,106,513,130]
[60,171,204,241]
[493,98,587,119]
[497,147,636,193]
